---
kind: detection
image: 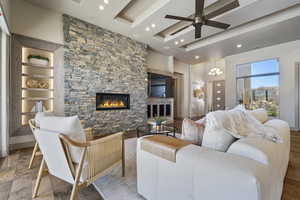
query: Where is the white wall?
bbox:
[1,31,9,157]
[225,40,300,128]
[174,60,190,118]
[11,0,63,44]
[0,0,10,29]
[190,59,226,116]
[190,63,207,117]
[147,49,174,74]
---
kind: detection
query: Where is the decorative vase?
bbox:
[26,79,38,88]
[156,124,162,132]
[38,81,49,89]
[29,58,49,66]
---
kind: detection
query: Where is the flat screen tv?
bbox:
[148,73,173,98]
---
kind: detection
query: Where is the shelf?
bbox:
[22,62,53,69]
[22,88,54,91]
[21,112,36,115]
[22,73,54,79]
[21,112,52,116]
[22,97,54,101]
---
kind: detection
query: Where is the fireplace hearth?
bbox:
[96,93,130,110]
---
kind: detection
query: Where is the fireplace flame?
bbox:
[98,100,125,108]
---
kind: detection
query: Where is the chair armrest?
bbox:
[85,132,124,182]
[84,128,94,141]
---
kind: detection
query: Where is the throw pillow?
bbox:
[202,128,236,152]
[248,108,269,124]
[39,115,86,163]
[181,118,205,145]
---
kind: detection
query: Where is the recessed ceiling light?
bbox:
[104,0,109,4]
[151,24,156,28]
[180,39,185,43]
[237,44,242,48]
[195,56,200,59]
[174,41,179,45]
[145,27,150,32]
[99,5,104,10]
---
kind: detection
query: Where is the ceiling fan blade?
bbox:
[171,25,192,36]
[205,20,230,29]
[165,15,194,22]
[205,0,239,19]
[196,0,205,16]
[194,23,202,39]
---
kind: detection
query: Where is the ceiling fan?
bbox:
[165,0,240,39]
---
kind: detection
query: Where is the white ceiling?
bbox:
[25,0,300,64]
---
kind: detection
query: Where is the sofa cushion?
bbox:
[227,135,275,165]
[39,115,86,163]
[248,109,268,124]
[202,128,236,152]
[181,118,205,145]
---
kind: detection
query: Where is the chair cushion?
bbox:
[35,112,54,127]
[181,118,205,145]
[248,109,268,124]
[39,115,86,163]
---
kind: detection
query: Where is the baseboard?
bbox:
[9,135,35,151]
[290,127,298,131]
[92,183,107,200]
[10,141,35,151]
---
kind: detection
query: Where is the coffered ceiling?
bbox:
[25,0,300,64]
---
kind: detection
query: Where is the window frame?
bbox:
[235,58,280,116]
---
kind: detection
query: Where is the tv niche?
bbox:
[96,93,130,110]
[148,72,174,98]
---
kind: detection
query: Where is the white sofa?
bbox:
[137,119,290,200]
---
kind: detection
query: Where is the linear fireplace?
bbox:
[96,93,130,110]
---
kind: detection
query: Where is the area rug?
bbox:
[93,137,145,200]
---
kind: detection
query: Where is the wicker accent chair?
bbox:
[29,119,125,200]
[28,120,95,169]
[28,119,41,169]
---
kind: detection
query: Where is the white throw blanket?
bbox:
[205,107,282,143]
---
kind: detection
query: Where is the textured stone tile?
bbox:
[63,14,148,135]
[32,175,54,200]
[9,173,33,200]
[0,181,12,200]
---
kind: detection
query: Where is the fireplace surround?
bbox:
[96,93,130,110]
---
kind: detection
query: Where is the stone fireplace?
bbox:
[63,15,148,134]
[96,93,130,110]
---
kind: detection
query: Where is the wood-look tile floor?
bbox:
[0,132,300,200]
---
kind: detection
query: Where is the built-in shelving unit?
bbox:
[22,88,54,92]
[22,62,54,69]
[21,73,54,79]
[21,47,54,125]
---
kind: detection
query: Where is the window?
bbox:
[236,59,279,117]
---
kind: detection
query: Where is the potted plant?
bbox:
[28,55,49,66]
[154,116,166,131]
